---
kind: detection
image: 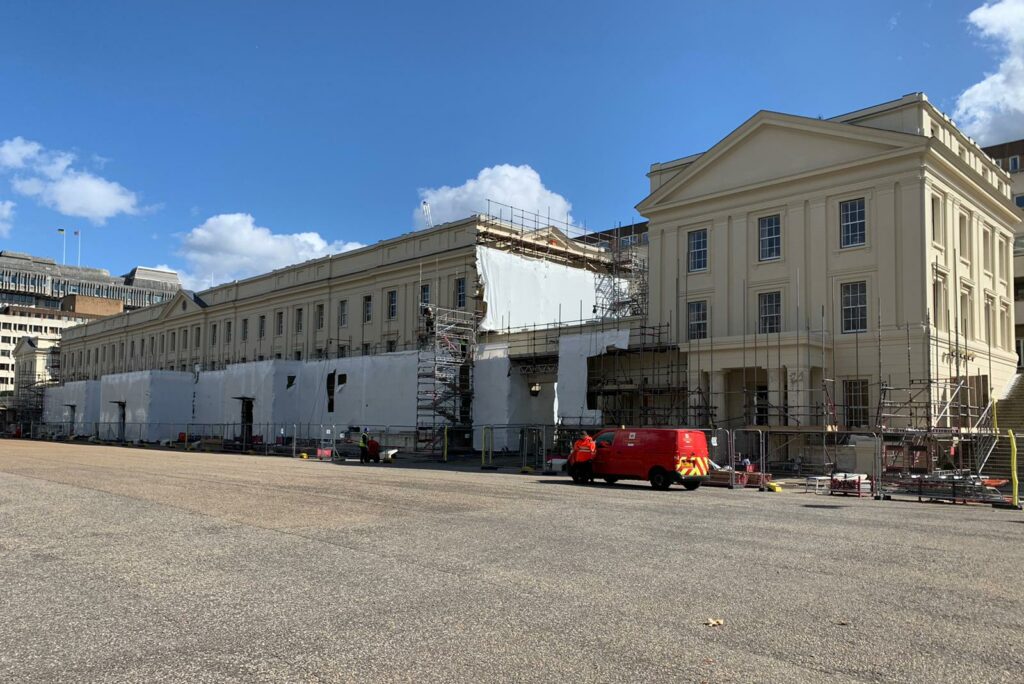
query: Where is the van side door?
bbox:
[591,431,616,476]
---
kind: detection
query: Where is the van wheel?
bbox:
[649,469,672,490]
[683,480,701,491]
[603,477,618,485]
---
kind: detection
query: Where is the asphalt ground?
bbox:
[0,440,1022,683]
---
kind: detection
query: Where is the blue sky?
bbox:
[0,0,1021,289]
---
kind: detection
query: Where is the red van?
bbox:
[568,428,710,490]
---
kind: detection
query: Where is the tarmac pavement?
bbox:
[0,440,1022,683]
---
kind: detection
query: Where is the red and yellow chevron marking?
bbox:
[676,456,709,477]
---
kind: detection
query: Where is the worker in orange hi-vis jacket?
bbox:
[568,431,597,482]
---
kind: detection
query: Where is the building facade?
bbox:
[0,251,180,311]
[638,93,1019,429]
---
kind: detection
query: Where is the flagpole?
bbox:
[58,228,66,264]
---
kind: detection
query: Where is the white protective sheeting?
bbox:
[280,353,419,429]
[42,380,100,433]
[99,371,194,442]
[476,246,602,332]
[472,342,557,450]
[556,329,629,425]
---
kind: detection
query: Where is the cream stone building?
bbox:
[47,93,1020,446]
[638,93,1019,430]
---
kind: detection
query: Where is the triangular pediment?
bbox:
[156,290,207,322]
[638,112,922,213]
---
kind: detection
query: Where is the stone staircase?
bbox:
[981,373,1024,482]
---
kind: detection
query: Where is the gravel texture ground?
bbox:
[0,440,1022,683]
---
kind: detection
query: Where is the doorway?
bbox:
[236,397,254,450]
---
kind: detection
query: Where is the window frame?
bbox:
[387,289,398,319]
[687,300,708,341]
[843,379,870,428]
[757,291,782,334]
[839,198,866,249]
[757,214,781,262]
[362,295,373,323]
[840,281,868,334]
[687,228,708,272]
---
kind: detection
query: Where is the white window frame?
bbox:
[840,198,866,248]
[687,228,708,272]
[757,291,781,334]
[758,214,781,262]
[840,281,868,334]
[687,300,707,341]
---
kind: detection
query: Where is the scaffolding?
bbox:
[416,307,478,452]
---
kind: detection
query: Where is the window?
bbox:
[932,276,947,330]
[687,229,708,272]
[983,227,993,272]
[843,379,869,428]
[687,301,707,340]
[958,214,970,260]
[840,198,866,248]
[338,300,348,327]
[338,345,348,358]
[931,195,943,245]
[362,295,372,323]
[1015,195,1024,209]
[295,308,304,333]
[316,303,324,330]
[758,214,781,261]
[386,339,397,353]
[361,343,371,356]
[225,321,232,344]
[758,291,781,334]
[211,324,217,347]
[293,350,302,360]
[984,296,994,342]
[194,326,201,347]
[387,290,398,319]
[1011,155,1020,172]
[241,318,248,342]
[182,329,188,349]
[169,331,176,351]
[420,283,430,306]
[160,335,165,353]
[258,315,266,339]
[960,287,974,339]
[841,281,867,333]
[455,277,466,308]
[275,311,284,336]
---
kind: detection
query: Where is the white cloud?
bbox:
[0,137,42,169]
[0,136,142,224]
[954,0,1024,144]
[0,200,13,238]
[415,164,573,229]
[172,213,364,290]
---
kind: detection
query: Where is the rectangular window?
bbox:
[687,301,707,340]
[169,331,176,351]
[687,229,708,272]
[211,324,217,347]
[295,308,304,333]
[455,277,466,308]
[182,329,188,349]
[387,290,398,319]
[241,318,248,342]
[960,287,974,339]
[316,303,324,330]
[841,281,868,333]
[984,228,993,272]
[275,312,284,336]
[362,343,371,356]
[386,339,397,353]
[957,216,969,262]
[225,321,232,343]
[931,195,943,245]
[194,326,201,348]
[840,198,866,248]
[420,283,430,306]
[758,214,781,261]
[1011,155,1020,172]
[1015,195,1024,209]
[160,334,165,353]
[758,291,781,334]
[932,277,947,330]
[338,300,348,327]
[362,295,373,323]
[258,315,266,339]
[843,379,869,428]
